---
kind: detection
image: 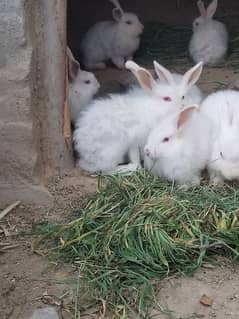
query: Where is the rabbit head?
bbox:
[126,60,203,111]
[144,106,198,160]
[69,69,100,104]
[193,0,218,30]
[67,47,100,118]
[110,0,143,37]
[68,47,100,96]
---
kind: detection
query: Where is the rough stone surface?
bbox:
[30,307,59,319]
[0,0,53,207]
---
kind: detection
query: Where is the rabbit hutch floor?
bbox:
[2,13,239,319]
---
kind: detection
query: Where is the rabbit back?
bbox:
[189,20,228,65]
[200,90,239,181]
[81,21,116,68]
[73,92,169,173]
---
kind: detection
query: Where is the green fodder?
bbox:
[136,22,192,67]
[35,171,239,317]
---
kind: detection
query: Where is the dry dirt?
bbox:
[1,65,239,319]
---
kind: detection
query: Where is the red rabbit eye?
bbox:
[163,96,172,102]
[162,137,170,142]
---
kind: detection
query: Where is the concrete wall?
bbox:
[0,0,73,208]
[0,0,53,207]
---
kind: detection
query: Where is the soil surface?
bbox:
[1,65,239,319]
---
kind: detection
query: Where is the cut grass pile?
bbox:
[35,171,239,317]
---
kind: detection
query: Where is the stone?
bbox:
[30,307,59,319]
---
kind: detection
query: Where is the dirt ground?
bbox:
[1,65,239,319]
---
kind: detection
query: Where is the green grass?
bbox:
[35,171,239,318]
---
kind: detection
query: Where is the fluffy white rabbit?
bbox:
[144,106,212,187]
[80,0,144,70]
[67,47,100,124]
[200,90,239,184]
[73,60,203,174]
[189,0,228,65]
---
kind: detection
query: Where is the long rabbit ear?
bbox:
[112,8,124,21]
[197,0,207,17]
[206,0,218,18]
[67,47,80,82]
[109,0,124,11]
[177,106,198,130]
[125,60,157,93]
[182,62,203,90]
[153,61,175,85]
[109,0,124,20]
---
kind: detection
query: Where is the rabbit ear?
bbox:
[153,61,175,85]
[125,60,157,93]
[67,47,81,82]
[109,0,124,12]
[110,0,124,21]
[177,106,198,129]
[112,8,124,21]
[206,0,218,18]
[182,62,203,90]
[197,0,207,17]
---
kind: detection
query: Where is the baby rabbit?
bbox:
[200,90,239,184]
[80,0,144,70]
[67,47,100,124]
[73,61,203,174]
[144,105,212,187]
[189,0,228,65]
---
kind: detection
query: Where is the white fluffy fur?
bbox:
[80,6,143,69]
[67,47,100,123]
[162,73,203,106]
[69,70,100,123]
[189,0,228,65]
[73,61,204,174]
[144,107,212,186]
[200,90,239,183]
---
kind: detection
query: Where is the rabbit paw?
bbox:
[209,175,224,186]
[106,163,142,175]
[112,57,125,69]
[178,176,200,190]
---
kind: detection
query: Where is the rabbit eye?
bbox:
[195,22,199,26]
[163,96,172,102]
[126,20,132,25]
[182,96,185,100]
[85,80,91,84]
[162,137,170,143]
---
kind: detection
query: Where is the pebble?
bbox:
[30,307,59,319]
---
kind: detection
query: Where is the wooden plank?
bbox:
[63,50,73,151]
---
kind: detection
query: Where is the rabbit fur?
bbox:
[67,47,100,123]
[80,1,143,70]
[73,61,203,174]
[144,106,212,187]
[200,90,239,184]
[189,0,228,65]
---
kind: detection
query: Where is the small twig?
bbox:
[0,244,20,251]
[0,201,20,221]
